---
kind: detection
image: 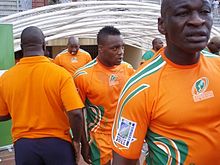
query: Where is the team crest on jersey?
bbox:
[192,77,214,102]
[71,57,78,63]
[114,117,136,148]
[109,74,119,86]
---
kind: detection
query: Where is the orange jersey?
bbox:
[74,59,134,134]
[54,49,92,76]
[0,56,84,143]
[112,48,220,165]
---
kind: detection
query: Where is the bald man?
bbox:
[0,26,84,165]
[54,36,92,76]
[205,36,220,55]
[141,38,164,63]
[112,0,220,164]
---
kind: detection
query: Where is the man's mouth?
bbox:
[186,32,208,42]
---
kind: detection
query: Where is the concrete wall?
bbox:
[124,45,143,69]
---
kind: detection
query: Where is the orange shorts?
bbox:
[89,132,112,165]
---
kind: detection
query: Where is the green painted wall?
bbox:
[0,24,15,147]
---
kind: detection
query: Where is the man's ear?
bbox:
[158,17,166,35]
[98,45,103,52]
[20,44,23,51]
[42,42,46,51]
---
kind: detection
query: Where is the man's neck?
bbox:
[164,46,200,66]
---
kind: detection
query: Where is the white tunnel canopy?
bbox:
[0,1,219,52]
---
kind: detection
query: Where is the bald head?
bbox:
[21,26,45,57]
[152,38,164,51]
[68,36,79,45]
[210,36,220,44]
[207,36,220,55]
[67,36,80,55]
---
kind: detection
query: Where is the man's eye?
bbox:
[200,9,211,14]
[176,11,189,17]
[112,47,117,51]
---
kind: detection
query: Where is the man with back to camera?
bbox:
[74,26,134,165]
[112,0,220,164]
[0,26,85,165]
[54,36,92,76]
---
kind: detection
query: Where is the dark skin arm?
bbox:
[0,113,11,122]
[80,112,91,164]
[67,109,83,163]
[67,109,83,142]
[112,151,138,165]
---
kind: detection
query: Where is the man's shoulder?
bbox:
[201,50,220,67]
[55,51,69,59]
[78,49,91,56]
[142,49,155,60]
[121,61,133,68]
[135,54,165,80]
[144,49,154,54]
[202,50,220,58]
[46,61,71,75]
[74,59,97,78]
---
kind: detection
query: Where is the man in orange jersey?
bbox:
[0,26,84,165]
[74,26,134,165]
[112,0,220,165]
[54,36,92,76]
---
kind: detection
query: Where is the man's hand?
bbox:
[81,141,91,164]
[73,141,81,164]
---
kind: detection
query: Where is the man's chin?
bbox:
[115,61,122,65]
[185,43,207,53]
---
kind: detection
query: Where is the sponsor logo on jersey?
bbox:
[192,77,214,102]
[71,57,78,63]
[114,117,136,148]
[109,74,119,86]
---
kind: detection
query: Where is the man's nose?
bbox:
[118,47,124,54]
[188,11,205,26]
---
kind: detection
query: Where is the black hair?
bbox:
[152,38,161,46]
[97,26,121,45]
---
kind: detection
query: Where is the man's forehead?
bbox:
[166,0,210,8]
[103,35,122,42]
[68,42,78,46]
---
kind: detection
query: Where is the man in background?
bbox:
[0,26,84,165]
[205,36,220,55]
[54,36,92,76]
[141,37,164,64]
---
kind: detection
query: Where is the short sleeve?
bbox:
[126,63,135,76]
[60,74,84,111]
[54,55,61,65]
[0,79,9,116]
[86,53,92,63]
[73,70,89,103]
[112,83,150,159]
